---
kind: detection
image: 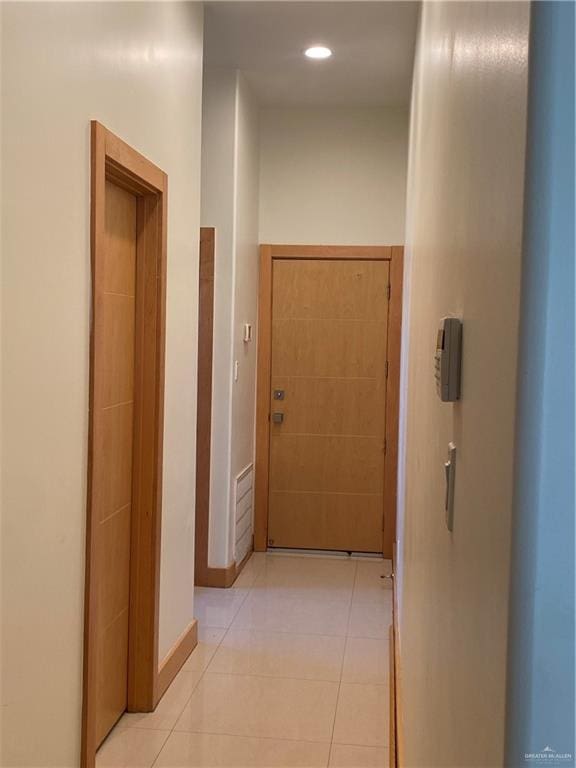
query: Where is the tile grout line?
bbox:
[150,555,265,767]
[326,558,358,767]
[147,554,390,767]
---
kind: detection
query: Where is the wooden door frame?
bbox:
[194,228,253,587]
[253,244,404,558]
[82,121,168,767]
[194,228,235,587]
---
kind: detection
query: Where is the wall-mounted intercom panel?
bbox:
[434,317,462,402]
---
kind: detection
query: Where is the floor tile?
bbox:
[155,732,330,767]
[252,556,356,602]
[174,672,339,743]
[329,744,389,767]
[96,727,169,767]
[194,587,249,629]
[342,637,389,685]
[233,553,268,589]
[333,683,389,748]
[348,601,392,640]
[232,592,351,636]
[352,560,393,604]
[120,669,202,731]
[209,628,345,681]
[182,627,226,673]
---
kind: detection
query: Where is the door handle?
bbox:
[444,443,456,531]
[272,412,284,424]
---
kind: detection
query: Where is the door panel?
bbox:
[94,180,137,745]
[271,377,386,436]
[272,318,387,379]
[273,259,389,321]
[268,492,383,552]
[270,435,384,493]
[268,258,389,552]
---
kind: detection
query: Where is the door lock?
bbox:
[273,389,285,400]
[272,412,284,424]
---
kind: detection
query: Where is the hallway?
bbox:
[96,553,393,768]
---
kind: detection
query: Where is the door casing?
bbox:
[254,244,403,558]
[82,121,168,767]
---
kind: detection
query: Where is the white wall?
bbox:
[397,2,530,767]
[229,74,260,561]
[0,3,204,764]
[201,69,238,568]
[259,107,408,245]
[201,70,260,568]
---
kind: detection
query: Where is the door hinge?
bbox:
[387,283,391,301]
[385,360,389,378]
[384,438,387,455]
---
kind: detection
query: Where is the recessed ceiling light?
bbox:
[304,46,332,60]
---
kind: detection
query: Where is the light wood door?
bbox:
[268,259,390,552]
[93,180,137,745]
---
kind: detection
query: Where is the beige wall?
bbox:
[201,69,238,568]
[397,3,530,767]
[229,74,260,560]
[200,70,260,568]
[259,106,408,246]
[0,3,204,764]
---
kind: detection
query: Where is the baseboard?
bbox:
[392,544,404,767]
[195,561,237,588]
[157,619,198,700]
[235,543,254,577]
[195,541,254,589]
[389,624,396,768]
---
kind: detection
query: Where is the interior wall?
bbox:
[229,74,260,562]
[259,106,408,246]
[201,69,260,568]
[201,68,238,569]
[505,1,575,761]
[397,3,530,767]
[0,3,204,764]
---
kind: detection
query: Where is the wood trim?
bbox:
[383,246,404,556]
[236,543,254,576]
[157,620,198,700]
[194,227,218,588]
[389,624,396,768]
[193,228,244,589]
[83,121,168,768]
[198,561,237,588]
[254,246,273,551]
[267,244,392,260]
[253,244,403,557]
[392,544,404,767]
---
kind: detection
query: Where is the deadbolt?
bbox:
[273,389,285,400]
[272,412,284,424]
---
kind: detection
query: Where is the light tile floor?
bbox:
[96,553,393,768]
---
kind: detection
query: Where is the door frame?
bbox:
[253,244,404,558]
[82,122,168,767]
[194,227,238,587]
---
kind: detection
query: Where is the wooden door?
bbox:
[93,180,137,745]
[267,259,390,552]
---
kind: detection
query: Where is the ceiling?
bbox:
[204,2,420,107]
